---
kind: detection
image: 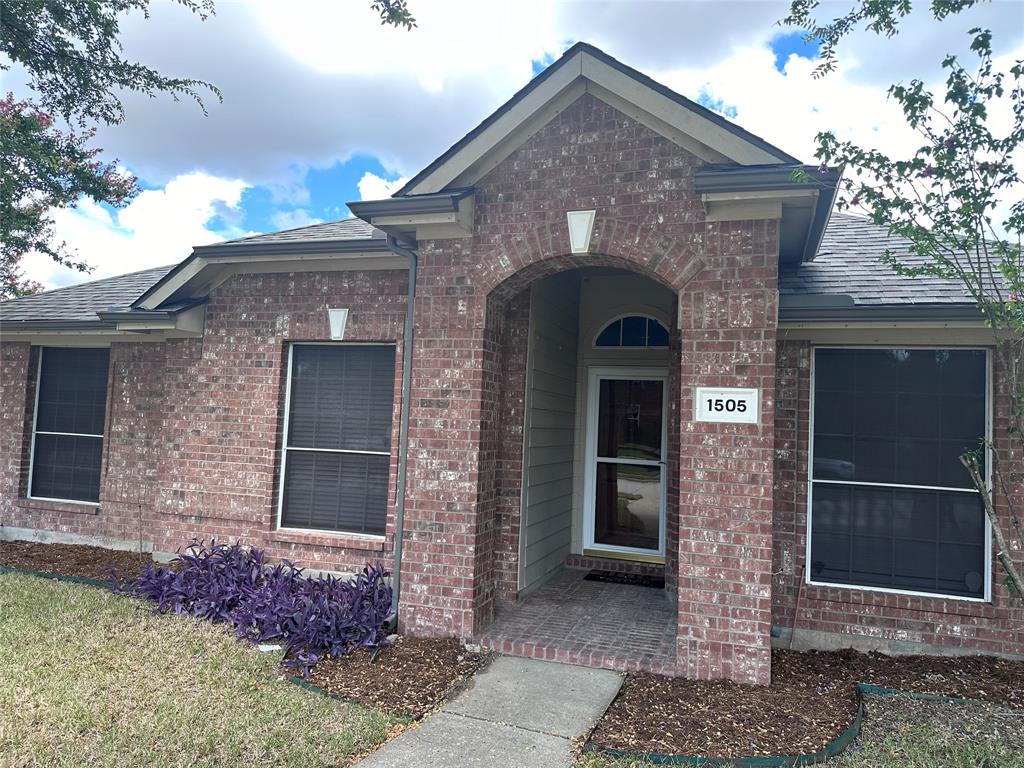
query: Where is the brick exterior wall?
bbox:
[394,93,779,683]
[7,90,1015,685]
[772,341,1024,658]
[1,270,409,575]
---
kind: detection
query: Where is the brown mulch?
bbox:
[0,540,153,582]
[590,648,1024,759]
[306,636,487,718]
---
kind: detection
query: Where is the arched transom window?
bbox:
[594,315,670,349]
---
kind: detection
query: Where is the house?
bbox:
[1,43,1020,685]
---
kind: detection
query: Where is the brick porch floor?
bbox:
[477,568,677,675]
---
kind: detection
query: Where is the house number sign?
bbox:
[694,387,759,424]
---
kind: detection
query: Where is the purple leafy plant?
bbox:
[112,540,391,676]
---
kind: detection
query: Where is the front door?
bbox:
[583,368,667,559]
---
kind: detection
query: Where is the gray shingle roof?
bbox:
[214,218,382,246]
[780,213,976,306]
[1,213,989,327]
[0,265,176,323]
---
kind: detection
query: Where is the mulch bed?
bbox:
[589,648,1024,759]
[306,636,487,718]
[0,540,153,582]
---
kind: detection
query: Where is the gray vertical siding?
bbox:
[519,273,579,593]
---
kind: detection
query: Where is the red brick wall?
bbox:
[1,269,409,575]
[3,93,782,684]
[394,93,779,684]
[772,340,1024,657]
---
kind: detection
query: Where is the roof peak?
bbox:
[396,40,799,197]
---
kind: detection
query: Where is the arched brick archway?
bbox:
[477,250,687,614]
[400,214,782,685]
[475,218,706,300]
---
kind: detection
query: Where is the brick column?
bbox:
[676,220,779,685]
[0,342,32,510]
[397,241,496,638]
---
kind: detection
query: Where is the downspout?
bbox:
[385,234,418,630]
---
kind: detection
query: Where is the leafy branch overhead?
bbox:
[783,0,987,76]
[0,0,416,301]
[788,1,1024,598]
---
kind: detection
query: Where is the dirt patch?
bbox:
[0,540,152,582]
[307,636,486,718]
[590,649,1024,759]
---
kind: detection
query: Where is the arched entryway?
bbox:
[475,256,682,673]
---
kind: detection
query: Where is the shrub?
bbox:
[113,540,391,676]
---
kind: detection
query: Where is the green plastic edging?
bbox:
[584,680,993,766]
[285,674,414,722]
[855,682,974,704]
[0,564,112,589]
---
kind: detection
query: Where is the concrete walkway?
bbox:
[356,656,623,767]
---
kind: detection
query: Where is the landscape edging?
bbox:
[582,682,989,766]
[0,564,111,589]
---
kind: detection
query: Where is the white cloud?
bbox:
[22,172,249,290]
[10,1,1023,288]
[357,172,409,201]
[270,208,323,230]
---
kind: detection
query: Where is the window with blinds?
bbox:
[278,344,395,535]
[808,347,989,600]
[29,347,110,503]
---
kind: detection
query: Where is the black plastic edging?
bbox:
[285,675,415,722]
[0,564,112,589]
[583,680,993,767]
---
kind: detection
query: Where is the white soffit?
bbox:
[567,210,597,253]
[406,48,789,195]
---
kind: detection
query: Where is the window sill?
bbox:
[269,528,387,552]
[15,497,100,516]
[804,579,998,616]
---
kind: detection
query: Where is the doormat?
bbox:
[584,569,665,589]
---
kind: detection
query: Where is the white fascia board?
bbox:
[579,52,783,165]
[406,53,584,194]
[406,48,790,196]
[777,322,993,346]
[584,82,729,164]
[137,256,208,310]
[138,251,406,310]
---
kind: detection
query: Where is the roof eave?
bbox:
[348,188,473,220]
[696,164,840,265]
[779,300,984,323]
[191,237,390,259]
[396,42,799,197]
[0,319,116,332]
[133,236,393,309]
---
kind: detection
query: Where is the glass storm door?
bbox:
[584,368,668,558]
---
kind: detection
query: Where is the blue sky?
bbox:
[8,0,1020,289]
[212,34,817,237]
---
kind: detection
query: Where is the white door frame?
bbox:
[582,366,668,558]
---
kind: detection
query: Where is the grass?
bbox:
[0,572,396,767]
[576,692,1024,768]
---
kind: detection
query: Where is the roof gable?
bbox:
[397,42,799,196]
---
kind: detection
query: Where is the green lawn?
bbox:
[0,573,395,767]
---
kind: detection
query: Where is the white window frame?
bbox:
[27,346,106,506]
[592,313,670,350]
[805,345,993,603]
[275,342,394,539]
